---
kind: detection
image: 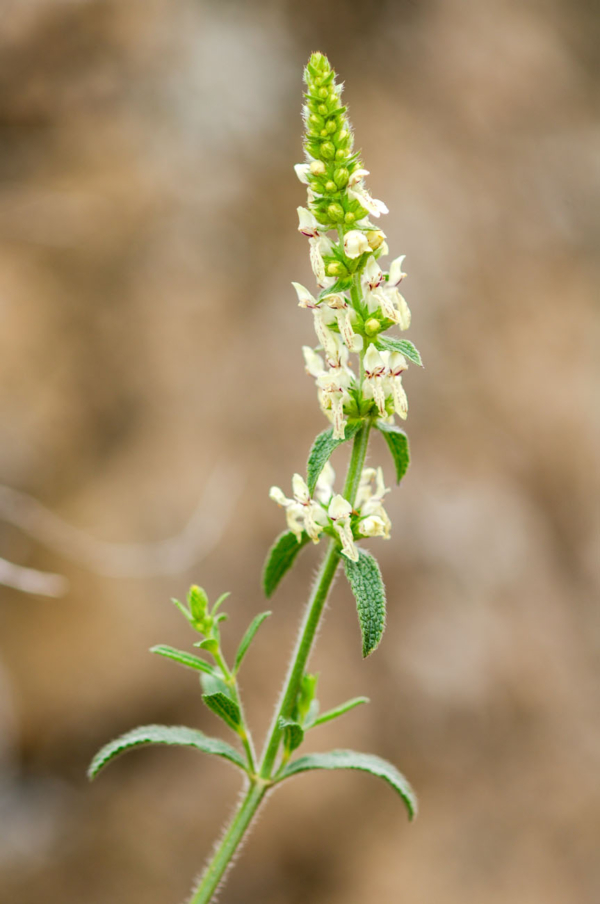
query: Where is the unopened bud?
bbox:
[335,149,347,159]
[327,261,347,277]
[344,212,356,224]
[321,141,336,159]
[326,119,337,134]
[327,202,344,221]
[318,104,327,115]
[318,87,328,98]
[365,318,381,336]
[325,180,336,192]
[334,167,349,187]
[188,585,209,622]
[366,230,386,251]
[310,160,326,175]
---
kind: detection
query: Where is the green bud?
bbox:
[325,180,337,193]
[321,141,336,159]
[326,119,337,134]
[320,129,328,138]
[365,318,381,336]
[310,160,326,175]
[188,585,209,622]
[318,104,327,115]
[327,261,347,277]
[344,211,356,224]
[327,202,344,221]
[318,87,328,99]
[335,148,347,159]
[334,167,349,187]
[310,113,322,127]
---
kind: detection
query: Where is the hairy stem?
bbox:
[188,421,371,903]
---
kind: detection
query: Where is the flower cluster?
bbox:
[292,52,413,441]
[270,463,391,562]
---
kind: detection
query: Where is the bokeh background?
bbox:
[0,1,598,902]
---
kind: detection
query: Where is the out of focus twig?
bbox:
[0,461,241,584]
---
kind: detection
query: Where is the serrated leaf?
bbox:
[234,611,271,673]
[202,692,241,732]
[150,645,215,676]
[344,549,386,658]
[375,336,423,366]
[262,531,310,598]
[279,718,304,752]
[375,421,410,483]
[306,421,361,494]
[279,749,417,819]
[308,696,369,729]
[88,724,246,779]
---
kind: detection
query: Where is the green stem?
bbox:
[188,421,371,902]
[213,650,257,773]
[188,781,266,904]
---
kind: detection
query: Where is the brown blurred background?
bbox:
[0,0,598,902]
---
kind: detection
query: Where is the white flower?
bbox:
[362,344,388,417]
[363,255,384,291]
[344,230,371,259]
[356,467,391,539]
[294,163,311,184]
[388,255,407,286]
[314,461,335,505]
[323,292,362,352]
[328,494,359,561]
[297,207,320,237]
[292,282,318,308]
[309,235,334,287]
[302,346,326,378]
[347,169,389,218]
[386,352,408,419]
[270,475,329,543]
[316,368,353,440]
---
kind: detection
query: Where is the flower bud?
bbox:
[365,318,381,336]
[366,230,386,251]
[344,230,371,259]
[310,159,326,175]
[326,119,337,134]
[321,141,336,159]
[335,149,347,159]
[327,202,344,221]
[325,181,337,192]
[334,167,349,187]
[188,585,209,623]
[327,261,347,277]
[344,212,356,224]
[318,104,327,115]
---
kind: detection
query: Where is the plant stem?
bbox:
[188,421,371,903]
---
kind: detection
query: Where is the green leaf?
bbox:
[87,724,246,779]
[201,673,233,699]
[279,718,304,753]
[262,530,310,598]
[202,692,241,733]
[234,611,271,673]
[308,696,369,728]
[375,421,410,483]
[279,750,417,819]
[343,549,386,658]
[150,645,215,676]
[375,336,423,366]
[306,421,361,494]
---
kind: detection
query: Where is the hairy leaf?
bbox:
[308,696,369,728]
[375,421,410,483]
[202,692,241,732]
[344,549,386,658]
[262,530,310,598]
[279,718,304,753]
[234,611,271,673]
[88,724,246,779]
[375,336,423,366]
[280,749,417,819]
[201,673,232,698]
[150,645,215,676]
[306,421,361,494]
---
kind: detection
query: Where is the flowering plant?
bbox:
[89,52,422,903]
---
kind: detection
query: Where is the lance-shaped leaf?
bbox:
[279,749,417,820]
[202,692,242,733]
[88,724,246,779]
[375,421,410,483]
[375,336,423,366]
[343,549,386,658]
[278,718,304,753]
[234,611,271,673]
[150,645,216,676]
[306,421,361,494]
[307,696,369,729]
[262,530,310,598]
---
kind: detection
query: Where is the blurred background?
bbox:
[0,0,598,902]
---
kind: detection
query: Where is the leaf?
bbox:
[343,549,386,658]
[308,696,369,728]
[202,692,241,733]
[306,421,361,494]
[375,336,423,366]
[201,673,233,698]
[150,645,215,676]
[279,718,304,753]
[234,611,271,673]
[375,421,410,483]
[88,724,246,779]
[262,530,310,598]
[279,750,417,820]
